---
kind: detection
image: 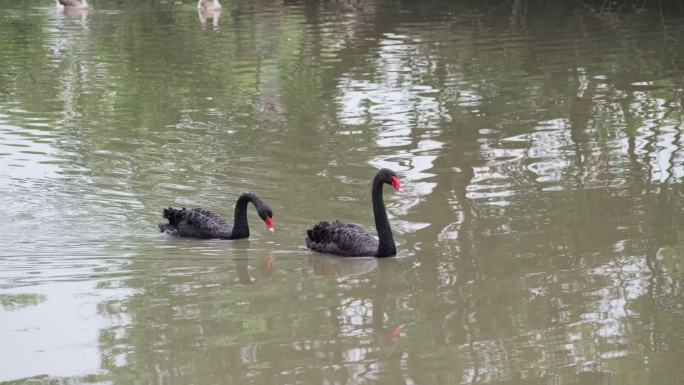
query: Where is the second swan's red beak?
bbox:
[265,216,274,232]
[391,176,401,192]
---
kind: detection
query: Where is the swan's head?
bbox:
[379,168,401,192]
[257,206,274,232]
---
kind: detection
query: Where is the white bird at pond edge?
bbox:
[198,0,221,11]
[56,0,89,9]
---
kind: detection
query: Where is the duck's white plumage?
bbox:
[198,0,221,11]
[57,0,89,9]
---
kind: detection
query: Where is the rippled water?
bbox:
[1,0,683,384]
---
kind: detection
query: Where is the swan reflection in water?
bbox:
[311,257,404,352]
[197,0,221,27]
[235,254,273,286]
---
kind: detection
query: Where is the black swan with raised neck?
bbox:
[306,168,401,257]
[160,192,273,239]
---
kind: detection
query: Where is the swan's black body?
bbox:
[160,193,273,239]
[306,168,400,258]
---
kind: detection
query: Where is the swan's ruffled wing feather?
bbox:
[190,208,228,225]
[161,207,232,238]
[180,209,232,237]
[306,220,378,256]
[330,221,376,251]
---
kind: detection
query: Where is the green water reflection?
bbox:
[0,0,682,384]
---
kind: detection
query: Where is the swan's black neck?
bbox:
[231,193,263,238]
[372,174,396,257]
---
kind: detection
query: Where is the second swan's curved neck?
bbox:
[372,175,396,257]
[232,193,262,238]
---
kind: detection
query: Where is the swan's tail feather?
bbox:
[160,207,187,234]
[162,207,187,226]
[306,221,346,249]
[306,221,330,243]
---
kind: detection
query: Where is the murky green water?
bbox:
[1,0,683,383]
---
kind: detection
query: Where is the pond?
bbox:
[0,0,683,384]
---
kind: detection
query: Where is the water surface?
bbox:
[1,1,683,384]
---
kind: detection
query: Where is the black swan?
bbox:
[306,168,401,257]
[159,192,273,239]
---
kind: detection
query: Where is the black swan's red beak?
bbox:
[265,216,274,232]
[391,176,401,192]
